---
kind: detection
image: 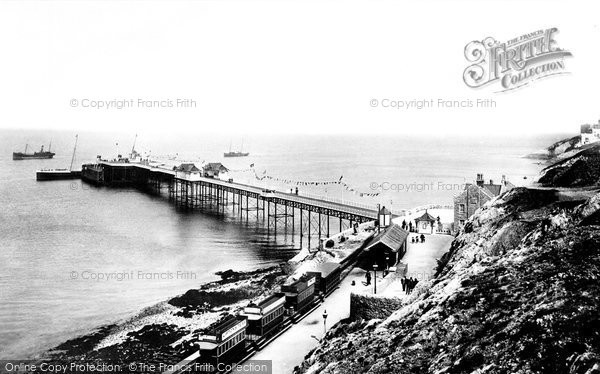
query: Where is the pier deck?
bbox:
[82,161,380,248]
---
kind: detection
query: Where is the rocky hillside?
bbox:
[548,136,582,158]
[539,143,600,187]
[296,178,600,371]
[526,135,580,160]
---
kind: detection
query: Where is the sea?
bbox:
[0,129,566,359]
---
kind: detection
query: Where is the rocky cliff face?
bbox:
[295,169,600,373]
[548,136,581,158]
[526,136,580,160]
[539,143,600,187]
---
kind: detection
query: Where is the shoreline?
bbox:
[39,223,380,367]
[43,266,288,366]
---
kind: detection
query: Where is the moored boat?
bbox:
[36,135,80,181]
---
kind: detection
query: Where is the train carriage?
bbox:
[241,293,286,341]
[281,274,316,315]
[306,262,342,296]
[197,315,247,371]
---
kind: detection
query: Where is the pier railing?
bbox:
[96,161,453,223]
[298,192,379,212]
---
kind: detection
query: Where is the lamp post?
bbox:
[385,256,390,276]
[322,310,328,335]
[377,204,381,233]
[373,264,379,294]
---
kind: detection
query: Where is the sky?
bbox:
[0,0,598,136]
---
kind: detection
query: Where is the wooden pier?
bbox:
[81,161,378,248]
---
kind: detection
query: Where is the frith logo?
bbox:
[463,28,572,92]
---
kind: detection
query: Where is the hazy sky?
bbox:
[0,0,598,136]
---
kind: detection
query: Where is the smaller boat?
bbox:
[36,169,81,181]
[36,135,81,181]
[13,143,55,160]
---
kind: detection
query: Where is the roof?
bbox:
[197,341,218,350]
[415,211,436,222]
[483,184,502,196]
[282,273,316,291]
[455,183,495,201]
[204,162,229,172]
[456,177,514,202]
[364,224,409,253]
[503,180,516,190]
[174,163,200,172]
[379,207,391,215]
[256,293,285,309]
[207,315,246,336]
[306,262,341,278]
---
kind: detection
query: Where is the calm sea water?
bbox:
[0,129,564,358]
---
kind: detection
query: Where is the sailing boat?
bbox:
[224,139,249,157]
[36,135,82,181]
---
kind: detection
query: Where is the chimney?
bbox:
[476,173,484,187]
[489,179,494,185]
[502,175,506,185]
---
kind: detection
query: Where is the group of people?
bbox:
[401,219,413,232]
[401,277,419,295]
[411,234,426,243]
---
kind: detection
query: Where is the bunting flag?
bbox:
[241,168,380,197]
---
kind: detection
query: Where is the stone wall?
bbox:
[349,292,403,321]
[453,183,491,233]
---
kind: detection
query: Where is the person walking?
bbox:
[401,277,406,292]
[365,271,372,286]
[411,277,418,293]
[420,234,425,243]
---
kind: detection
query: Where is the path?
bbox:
[382,233,453,297]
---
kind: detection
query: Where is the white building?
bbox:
[581,121,600,145]
[203,162,229,180]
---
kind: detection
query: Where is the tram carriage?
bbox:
[197,315,247,370]
[281,273,317,315]
[306,262,342,296]
[241,293,286,341]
